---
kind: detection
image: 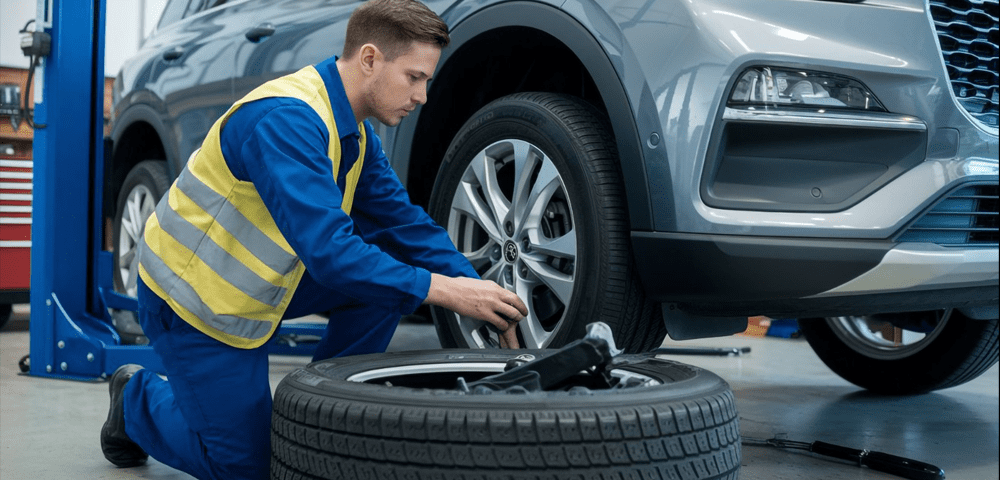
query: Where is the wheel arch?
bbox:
[395,1,655,230]
[107,105,173,220]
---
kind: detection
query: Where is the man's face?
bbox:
[367,42,441,126]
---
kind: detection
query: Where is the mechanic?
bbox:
[99,1,528,478]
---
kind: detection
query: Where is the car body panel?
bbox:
[110,0,998,320]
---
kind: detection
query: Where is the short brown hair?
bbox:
[343,0,450,60]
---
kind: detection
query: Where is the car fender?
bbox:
[395,0,663,231]
[109,102,180,179]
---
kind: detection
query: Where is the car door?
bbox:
[232,0,361,99]
[143,0,246,165]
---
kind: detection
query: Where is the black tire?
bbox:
[799,310,999,394]
[111,160,171,345]
[0,304,11,331]
[271,349,740,480]
[428,93,665,353]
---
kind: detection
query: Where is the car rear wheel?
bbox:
[799,309,999,394]
[428,92,665,353]
[271,349,741,479]
[111,160,170,344]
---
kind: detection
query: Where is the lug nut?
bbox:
[504,222,514,236]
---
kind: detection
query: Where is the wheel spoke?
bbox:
[510,141,540,232]
[514,275,552,349]
[126,194,144,241]
[126,255,140,296]
[456,317,491,348]
[848,316,888,344]
[119,247,136,268]
[122,215,138,245]
[479,259,505,284]
[470,152,511,232]
[464,243,494,271]
[449,182,503,243]
[518,316,553,349]
[530,229,576,260]
[141,192,157,218]
[516,157,561,233]
[451,181,504,243]
[520,256,574,305]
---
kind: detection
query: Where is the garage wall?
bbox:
[0,0,167,77]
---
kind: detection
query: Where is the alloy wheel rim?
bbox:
[346,361,660,389]
[117,184,157,297]
[825,310,951,361]
[446,139,577,349]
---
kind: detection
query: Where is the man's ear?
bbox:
[358,44,381,76]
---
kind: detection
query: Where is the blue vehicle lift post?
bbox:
[28,0,320,380]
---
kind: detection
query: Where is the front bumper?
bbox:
[632,231,999,318]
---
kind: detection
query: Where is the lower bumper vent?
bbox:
[897,183,998,246]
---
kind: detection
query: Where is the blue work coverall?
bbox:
[122,56,475,479]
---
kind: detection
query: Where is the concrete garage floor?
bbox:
[1,305,997,480]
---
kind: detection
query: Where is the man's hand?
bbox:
[424,273,528,349]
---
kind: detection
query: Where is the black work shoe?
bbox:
[101,364,148,467]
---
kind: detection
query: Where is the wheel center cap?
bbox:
[503,240,519,263]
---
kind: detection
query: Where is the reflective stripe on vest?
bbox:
[138,240,273,340]
[151,175,289,308]
[172,167,299,277]
[139,65,366,348]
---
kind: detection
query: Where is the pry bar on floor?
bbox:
[743,436,946,480]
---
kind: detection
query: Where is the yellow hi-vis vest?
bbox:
[138,65,367,349]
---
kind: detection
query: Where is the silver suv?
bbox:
[109,0,998,394]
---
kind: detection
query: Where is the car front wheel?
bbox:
[428,93,665,353]
[111,160,170,344]
[799,309,999,394]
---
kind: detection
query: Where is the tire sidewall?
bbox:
[800,312,999,393]
[428,95,616,349]
[281,349,732,411]
[112,160,170,292]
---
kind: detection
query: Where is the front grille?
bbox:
[897,184,999,246]
[928,0,999,129]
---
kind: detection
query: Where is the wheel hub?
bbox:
[502,239,518,263]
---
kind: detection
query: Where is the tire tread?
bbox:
[272,383,739,479]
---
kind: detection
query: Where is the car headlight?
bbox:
[728,66,886,112]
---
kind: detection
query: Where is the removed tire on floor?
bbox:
[271,349,740,479]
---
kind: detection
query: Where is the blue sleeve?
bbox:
[220,101,430,315]
[351,123,479,280]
